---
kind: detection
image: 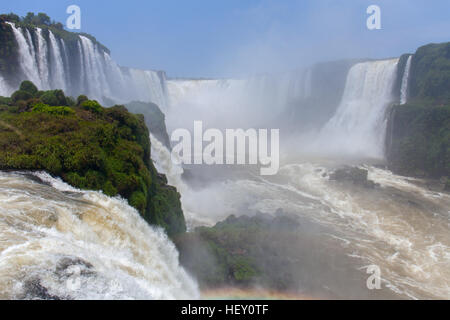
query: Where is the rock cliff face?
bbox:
[386,42,450,186]
[125,101,171,149]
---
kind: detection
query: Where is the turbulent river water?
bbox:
[152,135,450,299]
[0,171,198,300]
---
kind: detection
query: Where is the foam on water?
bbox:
[0,171,199,300]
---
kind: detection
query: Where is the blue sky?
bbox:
[1,0,449,77]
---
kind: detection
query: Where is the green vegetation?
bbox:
[387,42,450,187]
[409,42,450,104]
[174,214,301,290]
[387,103,450,181]
[0,81,186,236]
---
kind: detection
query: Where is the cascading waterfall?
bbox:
[48,31,66,91]
[0,23,169,109]
[77,40,86,94]
[316,59,399,159]
[35,28,50,90]
[400,55,413,105]
[6,23,42,89]
[0,171,199,300]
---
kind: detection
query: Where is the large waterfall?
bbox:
[0,23,168,109]
[315,59,399,159]
[0,171,199,300]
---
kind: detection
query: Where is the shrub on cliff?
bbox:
[81,100,103,114]
[32,102,75,116]
[11,90,33,103]
[19,80,38,96]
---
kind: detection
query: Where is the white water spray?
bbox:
[400,55,412,105]
[6,23,42,89]
[48,31,66,91]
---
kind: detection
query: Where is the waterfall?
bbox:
[48,31,66,91]
[400,55,412,105]
[6,23,42,89]
[317,59,399,159]
[0,171,199,300]
[60,39,71,89]
[36,28,50,90]
[0,23,169,108]
[77,40,86,94]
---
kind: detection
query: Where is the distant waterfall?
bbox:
[0,23,169,109]
[165,69,311,130]
[400,55,412,105]
[318,59,399,159]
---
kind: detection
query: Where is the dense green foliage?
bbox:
[0,81,186,236]
[409,42,450,104]
[175,214,302,289]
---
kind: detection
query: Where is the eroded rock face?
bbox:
[329,167,377,189]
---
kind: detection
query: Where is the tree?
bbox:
[37,13,51,26]
[19,80,38,96]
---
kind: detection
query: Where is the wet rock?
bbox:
[56,257,95,278]
[23,279,64,300]
[330,166,377,189]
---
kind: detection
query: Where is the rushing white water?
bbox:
[315,59,399,159]
[35,28,50,90]
[6,23,42,89]
[0,171,199,300]
[0,23,169,108]
[400,55,413,105]
[48,31,66,91]
[150,123,450,299]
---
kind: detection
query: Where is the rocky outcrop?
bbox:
[125,101,171,149]
[329,167,377,188]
